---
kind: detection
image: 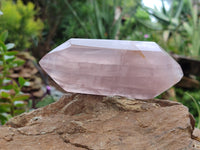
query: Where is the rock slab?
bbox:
[0,94,200,150]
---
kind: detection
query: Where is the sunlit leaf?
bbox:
[24,81,30,86]
[3,78,12,84]
[14,101,26,108]
[6,43,15,50]
[4,55,15,61]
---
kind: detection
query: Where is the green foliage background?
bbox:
[0,31,29,125]
[0,0,43,50]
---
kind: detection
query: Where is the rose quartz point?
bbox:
[39,39,183,99]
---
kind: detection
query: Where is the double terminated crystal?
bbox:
[39,39,183,99]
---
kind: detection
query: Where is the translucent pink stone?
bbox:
[39,39,183,99]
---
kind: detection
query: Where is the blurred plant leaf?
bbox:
[14,102,26,107]
[183,22,192,36]
[174,0,183,18]
[0,114,8,125]
[12,80,20,94]
[18,77,26,87]
[24,81,30,86]
[3,78,11,84]
[12,59,25,67]
[14,109,26,115]
[0,41,7,51]
[137,19,162,30]
[12,94,29,102]
[5,51,18,56]
[0,103,10,112]
[0,102,11,107]
[0,91,10,99]
[93,0,104,38]
[144,6,169,22]
[6,43,15,50]
[4,55,15,61]
[0,31,8,42]
[36,95,55,108]
[142,0,183,28]
[2,84,12,90]
[163,30,170,42]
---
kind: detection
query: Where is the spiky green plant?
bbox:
[182,0,200,57]
[64,0,140,39]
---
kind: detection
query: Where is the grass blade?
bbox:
[186,92,200,128]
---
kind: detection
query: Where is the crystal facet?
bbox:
[39,39,183,99]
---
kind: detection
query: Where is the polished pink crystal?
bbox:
[39,39,183,99]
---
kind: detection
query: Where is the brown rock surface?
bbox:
[0,94,200,150]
